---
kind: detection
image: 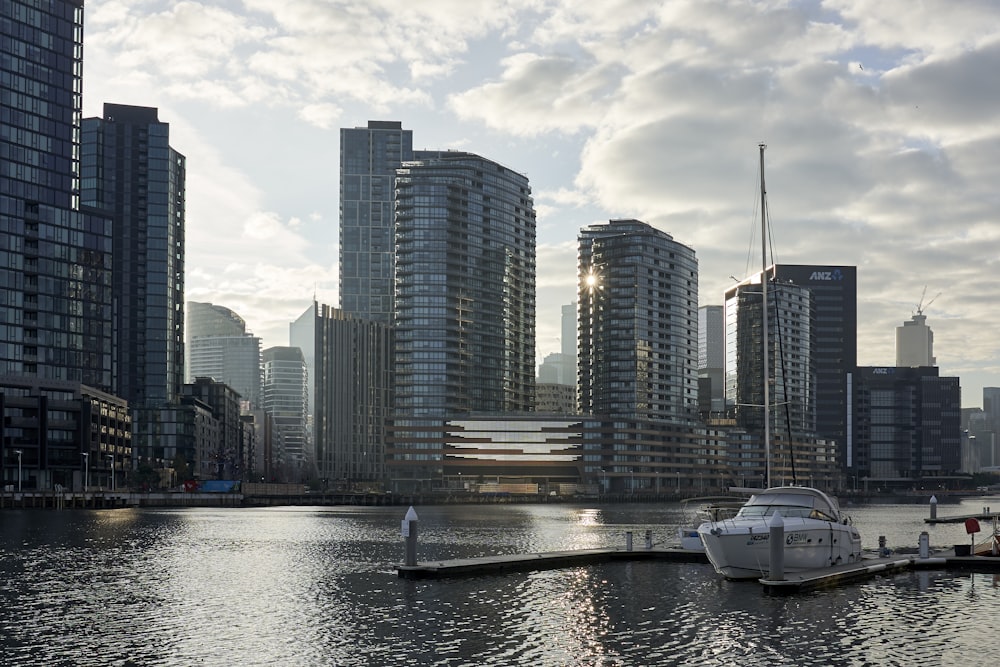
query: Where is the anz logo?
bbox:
[809,269,844,281]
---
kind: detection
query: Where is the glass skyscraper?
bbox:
[81,104,185,408]
[1,0,114,390]
[393,151,536,416]
[339,121,413,323]
[577,219,699,423]
[186,302,262,408]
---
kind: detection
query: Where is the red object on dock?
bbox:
[965,518,981,534]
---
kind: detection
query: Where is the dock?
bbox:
[760,549,1000,593]
[924,511,999,525]
[397,546,707,579]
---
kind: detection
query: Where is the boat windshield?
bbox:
[735,504,838,522]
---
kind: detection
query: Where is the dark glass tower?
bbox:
[339,121,413,323]
[577,219,699,423]
[81,104,186,409]
[0,0,114,390]
[393,151,536,416]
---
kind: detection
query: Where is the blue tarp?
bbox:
[199,480,241,493]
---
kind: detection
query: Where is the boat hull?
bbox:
[698,518,862,580]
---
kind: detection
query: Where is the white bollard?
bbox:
[929,495,937,520]
[645,529,653,549]
[768,513,785,581]
[919,531,929,559]
[402,506,419,567]
[626,531,633,552]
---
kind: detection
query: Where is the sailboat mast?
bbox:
[759,142,771,489]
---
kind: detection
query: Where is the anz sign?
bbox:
[809,269,844,281]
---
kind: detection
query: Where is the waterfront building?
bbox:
[262,346,309,482]
[182,378,243,480]
[578,219,698,423]
[291,303,392,488]
[698,304,726,417]
[848,366,962,490]
[538,302,577,388]
[896,313,935,367]
[82,104,186,477]
[82,104,186,410]
[0,377,130,492]
[1,0,114,392]
[727,264,856,471]
[186,302,263,408]
[339,121,413,323]
[576,219,709,492]
[387,152,536,490]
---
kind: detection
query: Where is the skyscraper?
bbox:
[339,121,413,323]
[186,302,262,408]
[262,346,308,481]
[290,303,392,487]
[1,0,114,390]
[578,219,698,423]
[698,305,725,416]
[393,151,536,416]
[896,313,935,367]
[82,104,186,409]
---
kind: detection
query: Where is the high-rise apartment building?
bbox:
[698,305,725,416]
[727,264,856,465]
[82,104,185,409]
[896,313,935,367]
[186,302,262,408]
[725,276,815,438]
[291,303,392,487]
[393,151,536,416]
[339,121,413,323]
[578,219,698,423]
[262,346,308,481]
[1,0,114,390]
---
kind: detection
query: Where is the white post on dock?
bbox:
[768,513,785,581]
[644,529,652,550]
[929,495,937,521]
[626,531,633,552]
[402,506,419,567]
[919,531,929,559]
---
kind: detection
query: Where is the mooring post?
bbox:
[402,506,419,567]
[919,531,929,559]
[626,531,633,552]
[878,535,888,557]
[929,495,937,521]
[644,529,652,549]
[768,513,785,581]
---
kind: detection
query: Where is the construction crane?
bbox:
[915,286,941,316]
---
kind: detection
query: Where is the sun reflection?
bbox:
[576,508,603,526]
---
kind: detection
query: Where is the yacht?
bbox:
[697,486,861,579]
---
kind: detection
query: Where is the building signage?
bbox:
[808,269,844,281]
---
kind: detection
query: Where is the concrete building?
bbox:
[896,313,935,367]
[698,305,725,417]
[339,121,413,323]
[291,304,392,488]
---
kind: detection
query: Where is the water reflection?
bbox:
[0,502,998,665]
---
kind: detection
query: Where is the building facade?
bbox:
[262,346,309,482]
[577,219,698,423]
[393,151,536,416]
[1,0,114,391]
[896,313,935,367]
[339,121,413,323]
[186,302,262,408]
[698,304,725,417]
[82,104,186,410]
[848,366,962,490]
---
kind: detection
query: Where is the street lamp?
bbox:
[15,449,22,492]
[107,453,115,492]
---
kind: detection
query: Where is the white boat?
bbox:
[697,486,861,578]
[677,498,744,551]
[697,144,862,579]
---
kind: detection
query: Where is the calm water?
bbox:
[0,499,998,666]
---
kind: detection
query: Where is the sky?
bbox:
[81,0,1000,408]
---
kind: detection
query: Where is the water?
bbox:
[0,499,997,666]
